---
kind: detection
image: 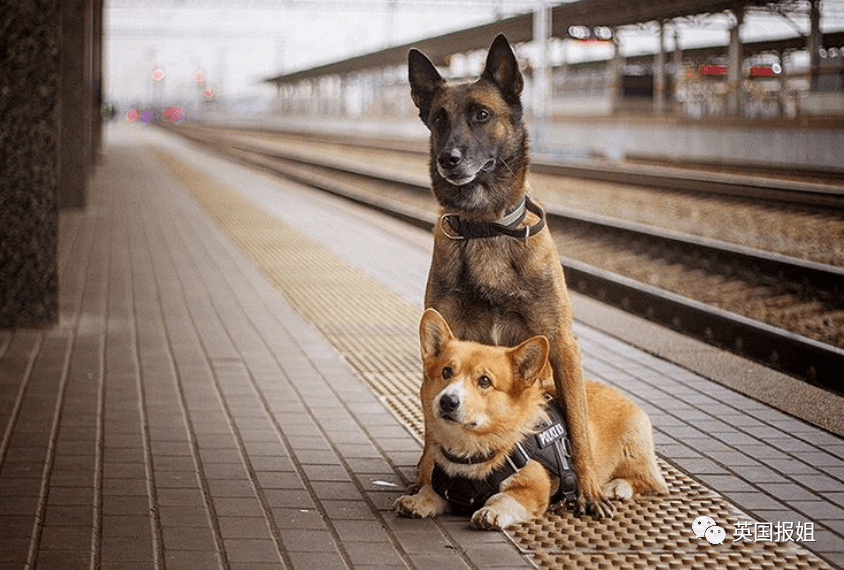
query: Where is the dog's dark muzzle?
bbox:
[438,148,463,169]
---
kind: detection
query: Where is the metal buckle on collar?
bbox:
[439,213,465,240]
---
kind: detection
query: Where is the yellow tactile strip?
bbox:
[151,144,834,570]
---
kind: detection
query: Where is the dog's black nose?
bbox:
[439,393,460,414]
[438,148,462,168]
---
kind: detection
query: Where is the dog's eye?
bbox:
[442,366,453,380]
[477,375,492,388]
[474,108,491,122]
[433,109,447,129]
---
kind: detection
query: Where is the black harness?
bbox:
[440,196,546,241]
[431,395,577,514]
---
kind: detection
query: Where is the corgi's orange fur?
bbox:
[395,309,668,530]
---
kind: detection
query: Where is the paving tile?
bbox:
[158,506,210,528]
[343,540,407,567]
[300,464,352,482]
[723,491,791,512]
[279,529,338,552]
[269,508,327,530]
[321,500,379,521]
[217,516,274,539]
[42,505,94,527]
[33,551,92,569]
[463,542,534,568]
[286,550,348,570]
[790,501,844,522]
[164,550,224,570]
[161,525,218,551]
[263,489,317,510]
[331,519,388,542]
[789,473,844,493]
[206,478,256,498]
[101,515,154,539]
[223,538,284,563]
[154,471,201,489]
[100,536,158,561]
[38,524,92,550]
[212,497,266,518]
[254,471,303,489]
[407,553,472,570]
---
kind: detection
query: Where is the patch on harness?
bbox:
[536,422,566,448]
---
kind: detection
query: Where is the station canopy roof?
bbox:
[266,0,778,84]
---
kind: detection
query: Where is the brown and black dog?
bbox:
[404,34,614,518]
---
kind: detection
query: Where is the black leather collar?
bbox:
[440,196,546,241]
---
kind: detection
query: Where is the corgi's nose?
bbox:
[439,393,460,414]
[438,148,462,168]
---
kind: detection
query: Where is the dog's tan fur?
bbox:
[395,310,668,529]
[407,34,614,517]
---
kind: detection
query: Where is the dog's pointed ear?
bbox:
[481,34,523,104]
[419,308,454,360]
[509,335,550,385]
[408,49,444,122]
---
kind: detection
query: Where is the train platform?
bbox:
[1,123,842,569]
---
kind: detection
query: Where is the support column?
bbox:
[1,0,61,326]
[673,27,683,115]
[654,21,667,114]
[808,0,822,91]
[532,0,552,122]
[91,0,103,161]
[726,8,744,116]
[608,29,623,114]
[59,0,94,208]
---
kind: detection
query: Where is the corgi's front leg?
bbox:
[471,461,550,530]
[394,484,448,519]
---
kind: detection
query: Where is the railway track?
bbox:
[202,125,844,210]
[164,123,844,391]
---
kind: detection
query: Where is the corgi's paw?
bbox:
[602,478,634,501]
[394,485,447,518]
[471,494,529,530]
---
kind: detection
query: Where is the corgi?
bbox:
[395,309,668,530]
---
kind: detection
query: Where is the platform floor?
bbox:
[1,124,842,569]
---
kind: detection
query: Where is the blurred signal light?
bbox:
[164,106,185,122]
[701,64,727,76]
[750,66,776,77]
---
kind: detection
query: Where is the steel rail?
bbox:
[200,125,844,210]
[167,124,844,390]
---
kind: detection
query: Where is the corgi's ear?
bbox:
[509,335,550,385]
[481,34,523,104]
[408,49,444,123]
[419,309,454,360]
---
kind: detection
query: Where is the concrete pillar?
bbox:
[91,0,103,160]
[1,0,61,326]
[608,30,623,114]
[533,0,551,121]
[673,28,683,114]
[59,0,93,208]
[654,21,667,114]
[727,8,744,116]
[808,0,822,91]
